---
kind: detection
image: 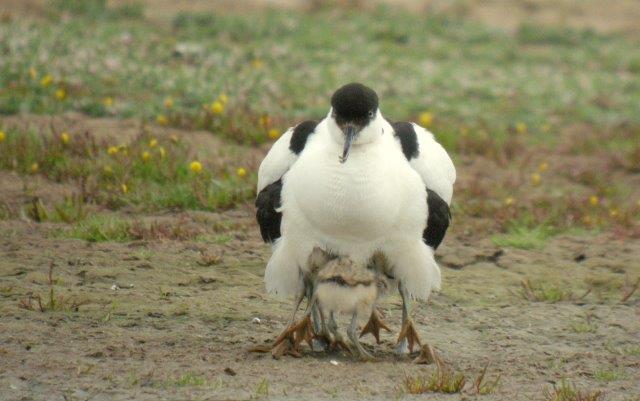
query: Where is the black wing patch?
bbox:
[255,179,283,243]
[392,121,419,160]
[289,120,319,155]
[423,189,451,250]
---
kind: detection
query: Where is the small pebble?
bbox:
[330,360,339,366]
[252,317,261,324]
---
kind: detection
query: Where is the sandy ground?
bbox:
[1,196,639,400]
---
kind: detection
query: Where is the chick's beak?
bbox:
[339,125,357,163]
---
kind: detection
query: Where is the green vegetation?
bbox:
[0,2,638,242]
[0,126,254,216]
[172,372,207,387]
[492,224,557,249]
[519,279,588,303]
[19,262,87,312]
[399,364,499,395]
[594,368,626,382]
[544,381,603,401]
[253,379,270,398]
[2,4,640,139]
[57,214,204,242]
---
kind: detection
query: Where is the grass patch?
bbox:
[571,313,597,333]
[252,379,269,399]
[59,215,204,242]
[399,364,499,395]
[544,381,603,401]
[519,279,590,303]
[1,7,639,137]
[19,262,87,312]
[0,126,255,214]
[492,225,556,249]
[61,215,133,242]
[171,372,206,387]
[594,368,626,382]
[604,342,640,357]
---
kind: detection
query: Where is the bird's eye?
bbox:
[368,110,375,118]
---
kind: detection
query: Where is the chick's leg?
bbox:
[327,312,350,352]
[310,284,330,351]
[347,311,375,361]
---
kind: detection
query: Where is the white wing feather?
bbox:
[409,123,456,205]
[257,127,297,193]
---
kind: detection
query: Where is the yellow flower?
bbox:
[504,197,515,206]
[157,114,168,125]
[103,166,113,175]
[210,101,224,115]
[158,147,166,158]
[538,161,549,172]
[190,161,203,173]
[218,93,228,104]
[30,162,39,173]
[163,97,174,109]
[515,122,527,134]
[531,173,541,186]
[40,74,53,87]
[0,130,5,143]
[418,112,433,128]
[54,88,66,100]
[259,115,271,127]
[589,195,599,206]
[121,183,128,194]
[582,215,592,225]
[29,66,37,80]
[268,128,280,140]
[609,208,619,218]
[170,134,179,143]
[60,132,70,144]
[251,59,264,69]
[142,151,151,162]
[236,167,247,178]
[103,97,114,107]
[107,146,118,156]
[542,123,551,133]
[149,138,158,148]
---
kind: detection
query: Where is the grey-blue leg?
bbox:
[347,312,374,360]
[394,282,412,355]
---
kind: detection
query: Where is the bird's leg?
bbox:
[288,288,306,326]
[359,307,391,344]
[327,312,350,353]
[395,282,422,355]
[347,311,375,361]
[312,307,331,352]
[271,289,315,359]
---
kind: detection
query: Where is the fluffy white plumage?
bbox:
[258,110,455,301]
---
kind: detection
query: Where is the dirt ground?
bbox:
[1,210,639,400]
[0,115,639,400]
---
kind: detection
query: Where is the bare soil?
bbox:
[1,133,639,400]
[1,220,639,401]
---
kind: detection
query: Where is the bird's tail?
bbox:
[383,241,441,301]
[264,239,303,298]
